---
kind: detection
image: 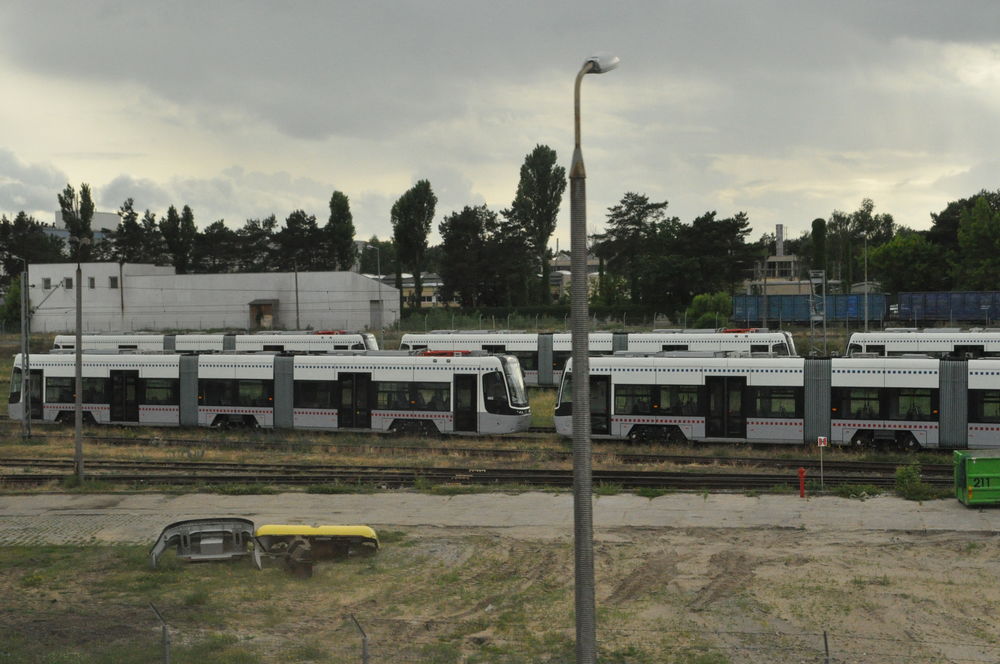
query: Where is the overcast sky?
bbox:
[2,1,1000,249]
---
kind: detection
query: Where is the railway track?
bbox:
[0,454,953,476]
[0,457,953,491]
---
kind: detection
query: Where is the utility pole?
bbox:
[71,237,90,482]
[20,263,31,438]
[294,263,301,330]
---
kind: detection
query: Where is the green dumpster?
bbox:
[955,450,1000,506]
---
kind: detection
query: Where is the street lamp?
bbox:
[70,235,91,482]
[569,51,618,664]
[365,244,384,348]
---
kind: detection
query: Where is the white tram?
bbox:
[9,351,530,436]
[554,353,1000,450]
[399,329,796,387]
[846,329,1000,358]
[51,331,379,354]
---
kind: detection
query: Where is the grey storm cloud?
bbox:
[100,175,172,214]
[0,149,67,217]
[2,1,1000,240]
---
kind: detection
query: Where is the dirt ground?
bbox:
[384,523,1000,663]
[2,516,1000,663]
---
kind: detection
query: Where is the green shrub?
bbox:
[894,464,946,501]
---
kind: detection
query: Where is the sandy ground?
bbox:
[2,491,1000,663]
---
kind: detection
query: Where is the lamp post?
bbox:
[570,52,618,664]
[365,244,384,347]
[70,236,91,482]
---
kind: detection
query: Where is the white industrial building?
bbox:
[25,263,399,333]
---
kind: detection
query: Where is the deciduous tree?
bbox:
[504,145,566,304]
[391,180,437,310]
[57,183,95,260]
[325,191,356,270]
[956,196,1000,290]
[160,205,198,273]
[870,230,950,293]
[438,206,492,307]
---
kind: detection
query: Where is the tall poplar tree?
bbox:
[391,180,437,310]
[57,183,95,261]
[160,204,198,273]
[112,198,144,263]
[326,191,356,270]
[504,145,566,304]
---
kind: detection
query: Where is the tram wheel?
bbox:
[900,433,921,452]
[850,432,872,450]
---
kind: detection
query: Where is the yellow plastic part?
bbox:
[255,524,378,543]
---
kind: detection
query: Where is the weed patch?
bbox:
[895,464,949,501]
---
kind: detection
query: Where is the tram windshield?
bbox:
[557,370,572,407]
[500,356,529,407]
[9,367,21,403]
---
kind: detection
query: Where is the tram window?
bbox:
[294,380,336,408]
[142,378,179,405]
[455,383,474,411]
[82,378,109,403]
[46,377,75,403]
[552,351,571,372]
[845,388,881,419]
[9,368,21,403]
[970,390,1000,423]
[236,380,272,407]
[772,343,789,356]
[512,351,537,371]
[888,388,935,421]
[751,386,801,418]
[483,372,507,414]
[414,382,450,411]
[615,385,654,415]
[200,379,232,406]
[375,381,410,409]
[660,386,700,415]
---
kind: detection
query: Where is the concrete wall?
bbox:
[27,263,400,333]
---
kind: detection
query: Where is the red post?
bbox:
[798,467,806,498]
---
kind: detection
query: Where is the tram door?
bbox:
[339,373,371,429]
[27,369,42,419]
[453,374,477,433]
[110,370,140,422]
[706,376,746,438]
[591,375,610,435]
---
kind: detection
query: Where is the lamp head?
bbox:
[585,53,620,74]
